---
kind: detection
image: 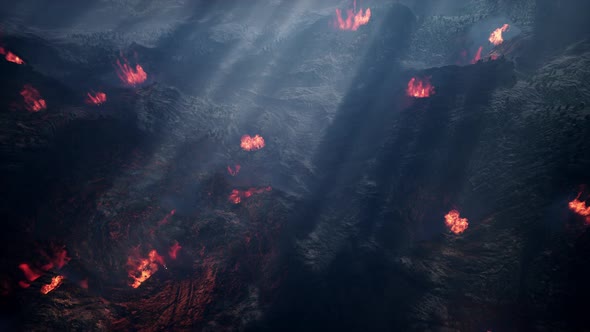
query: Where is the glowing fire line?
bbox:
[40,275,64,295]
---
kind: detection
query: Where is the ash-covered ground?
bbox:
[1,0,590,331]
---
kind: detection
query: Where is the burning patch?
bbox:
[228,186,272,204]
[240,134,265,151]
[569,193,590,223]
[20,85,47,112]
[335,0,371,31]
[40,275,64,295]
[0,47,24,64]
[85,91,107,105]
[227,164,241,176]
[471,46,483,64]
[444,209,469,234]
[115,56,147,86]
[489,24,510,46]
[127,249,165,288]
[406,77,435,98]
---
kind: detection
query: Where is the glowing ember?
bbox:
[0,47,24,64]
[115,56,147,86]
[406,77,435,98]
[335,0,371,31]
[489,24,509,46]
[568,193,590,223]
[471,46,483,64]
[85,91,107,105]
[229,186,272,204]
[49,248,71,270]
[169,241,182,260]
[79,279,89,289]
[18,264,42,283]
[157,209,176,226]
[20,85,47,112]
[127,249,165,288]
[40,275,64,295]
[240,134,265,151]
[227,164,241,176]
[444,209,469,234]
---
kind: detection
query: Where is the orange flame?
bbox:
[115,56,147,86]
[240,134,265,151]
[127,249,164,288]
[20,85,47,112]
[489,24,509,46]
[335,0,371,31]
[569,193,590,223]
[444,209,469,234]
[227,164,241,176]
[40,275,64,295]
[169,241,182,260]
[85,91,107,105]
[228,186,272,204]
[0,47,24,64]
[406,77,434,98]
[471,46,483,64]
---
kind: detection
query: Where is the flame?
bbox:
[569,193,590,223]
[471,46,483,64]
[85,91,107,105]
[169,241,182,260]
[229,186,272,204]
[335,0,371,31]
[240,134,265,151]
[489,24,509,46]
[227,164,241,176]
[444,209,469,234]
[0,47,24,64]
[127,249,164,288]
[406,77,435,98]
[40,275,64,295]
[115,56,147,86]
[20,85,46,112]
